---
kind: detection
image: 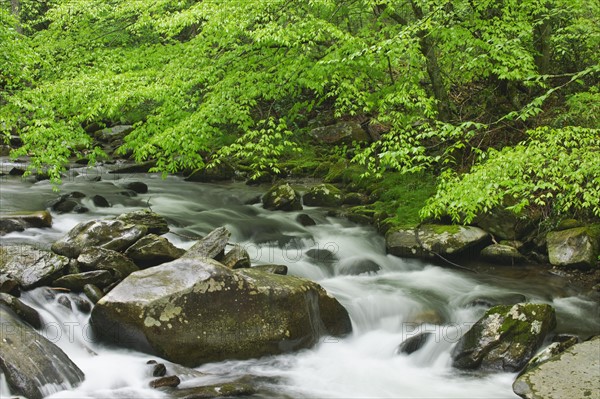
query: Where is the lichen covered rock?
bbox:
[0,245,69,289]
[91,258,351,367]
[546,226,600,269]
[125,234,185,267]
[51,220,147,258]
[452,303,556,371]
[303,184,343,207]
[513,336,600,399]
[386,225,489,259]
[262,183,302,211]
[116,210,169,235]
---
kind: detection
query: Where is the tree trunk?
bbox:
[533,13,552,75]
[409,1,452,121]
[10,0,22,34]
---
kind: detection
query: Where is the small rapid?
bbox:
[1,167,598,398]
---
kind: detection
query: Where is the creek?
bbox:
[1,164,598,398]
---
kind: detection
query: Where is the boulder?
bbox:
[184,162,235,182]
[90,258,352,367]
[386,225,489,259]
[546,226,600,269]
[182,227,230,260]
[123,181,148,194]
[52,270,114,291]
[83,284,105,304]
[296,213,316,227]
[262,183,302,211]
[519,336,579,374]
[0,245,69,289]
[0,293,42,329]
[125,234,185,267]
[338,258,381,276]
[310,121,370,145]
[480,244,526,264]
[474,209,536,241]
[149,375,180,389]
[513,336,600,399]
[77,247,139,278]
[451,303,556,372]
[51,219,147,258]
[0,273,20,296]
[0,211,52,235]
[396,332,433,355]
[116,209,169,235]
[220,245,251,269]
[95,125,134,143]
[302,184,344,207]
[92,195,111,207]
[0,305,85,399]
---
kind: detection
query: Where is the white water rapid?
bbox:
[1,165,598,398]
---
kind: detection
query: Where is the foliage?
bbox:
[1,0,598,220]
[421,126,600,223]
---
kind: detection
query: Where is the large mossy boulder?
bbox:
[474,208,536,241]
[386,225,489,259]
[452,303,556,372]
[51,219,147,258]
[303,184,344,207]
[512,336,600,399]
[546,226,600,269]
[125,234,185,267]
[116,209,169,235]
[310,121,370,145]
[90,258,352,367]
[0,245,69,289]
[0,305,85,399]
[262,183,302,212]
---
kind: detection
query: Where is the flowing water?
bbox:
[1,164,598,398]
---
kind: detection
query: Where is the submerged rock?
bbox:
[302,184,343,207]
[51,219,147,258]
[125,234,185,267]
[338,258,381,275]
[396,332,433,355]
[0,305,85,399]
[546,226,600,269]
[262,183,302,211]
[513,336,600,399]
[296,213,317,226]
[90,257,352,367]
[452,303,556,372]
[0,245,69,289]
[175,379,257,398]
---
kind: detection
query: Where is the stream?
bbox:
[1,164,598,398]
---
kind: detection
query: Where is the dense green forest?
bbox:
[1,0,599,224]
